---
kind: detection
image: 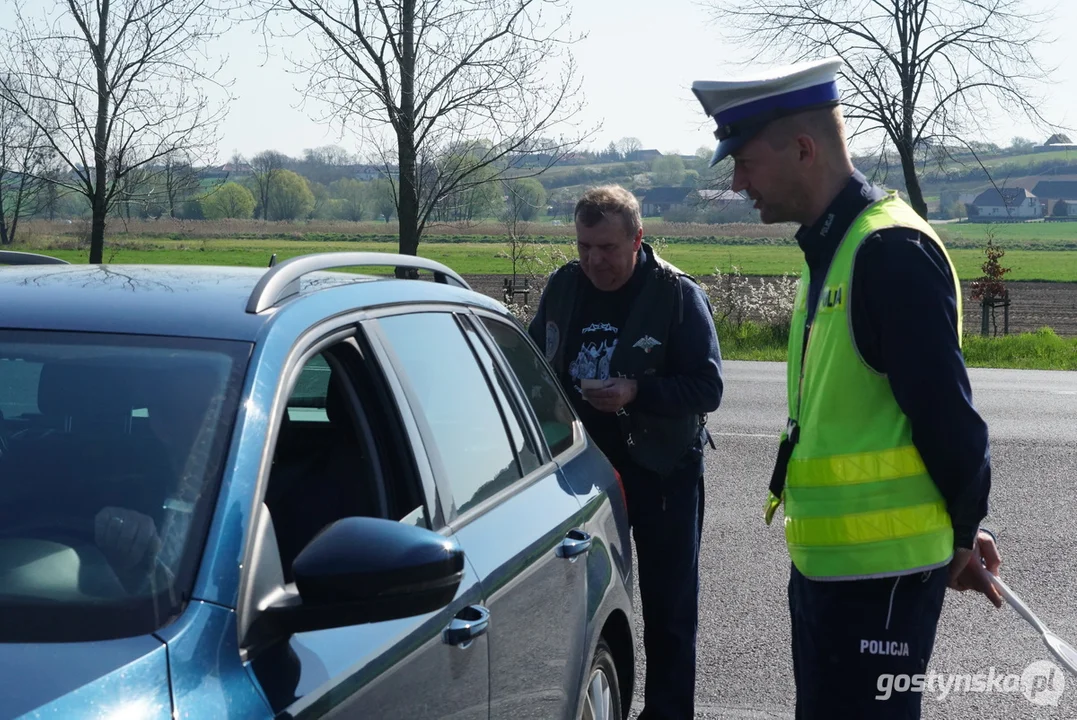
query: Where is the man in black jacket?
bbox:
[528,184,723,720]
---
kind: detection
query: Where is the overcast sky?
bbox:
[3,0,1076,162]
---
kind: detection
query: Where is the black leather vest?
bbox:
[541,246,705,476]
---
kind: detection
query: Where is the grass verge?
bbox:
[718,322,1077,371]
[962,327,1077,370]
[714,320,789,362]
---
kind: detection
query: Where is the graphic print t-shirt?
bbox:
[561,267,646,468]
[568,320,620,389]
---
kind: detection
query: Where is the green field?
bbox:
[924,148,1077,171]
[718,322,1077,370]
[11,212,1077,281]
[18,215,1077,248]
[979,148,1077,168]
[17,237,1077,282]
[937,221,1077,249]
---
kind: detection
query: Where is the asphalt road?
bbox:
[627,361,1077,720]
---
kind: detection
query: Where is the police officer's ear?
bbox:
[796,134,816,165]
[767,115,821,171]
[792,108,842,171]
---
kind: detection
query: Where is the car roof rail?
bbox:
[0,250,70,265]
[245,251,472,313]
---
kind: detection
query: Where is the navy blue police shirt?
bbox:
[527,245,724,480]
[800,170,992,549]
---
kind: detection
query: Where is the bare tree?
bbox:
[113,150,155,221]
[501,177,546,288]
[227,150,248,171]
[615,136,643,160]
[0,77,50,245]
[266,0,594,262]
[161,151,202,218]
[303,145,354,168]
[36,162,70,221]
[250,150,289,220]
[0,0,234,262]
[705,0,1058,218]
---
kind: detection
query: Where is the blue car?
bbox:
[0,250,635,720]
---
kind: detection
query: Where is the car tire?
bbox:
[579,637,621,720]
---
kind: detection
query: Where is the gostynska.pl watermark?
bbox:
[876,660,1066,706]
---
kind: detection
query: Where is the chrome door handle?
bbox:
[443,605,490,647]
[557,528,592,559]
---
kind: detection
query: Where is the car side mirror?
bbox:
[255,517,465,639]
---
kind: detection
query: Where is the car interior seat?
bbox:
[0,361,171,535]
[265,367,379,582]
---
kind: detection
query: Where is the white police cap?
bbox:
[692,57,844,166]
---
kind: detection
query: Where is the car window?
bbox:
[287,353,331,422]
[377,312,523,515]
[461,321,541,477]
[0,330,249,643]
[264,345,399,581]
[480,317,576,456]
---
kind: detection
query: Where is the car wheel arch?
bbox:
[596,609,634,719]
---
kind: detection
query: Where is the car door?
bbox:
[370,308,591,720]
[243,330,490,720]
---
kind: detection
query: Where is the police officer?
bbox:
[690,58,1003,718]
[528,184,723,720]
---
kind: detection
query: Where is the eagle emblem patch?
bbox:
[544,321,559,361]
[633,335,661,353]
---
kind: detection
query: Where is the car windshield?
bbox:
[0,330,250,643]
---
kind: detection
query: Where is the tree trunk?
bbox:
[396,0,419,271]
[0,167,20,245]
[896,142,928,220]
[90,194,107,263]
[896,70,929,220]
[260,177,271,220]
[9,170,29,245]
[46,182,57,221]
[90,0,111,265]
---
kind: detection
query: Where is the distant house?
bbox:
[967,187,1043,221]
[199,162,253,180]
[1038,133,1077,151]
[1031,180,1077,201]
[637,186,692,216]
[1030,180,1077,215]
